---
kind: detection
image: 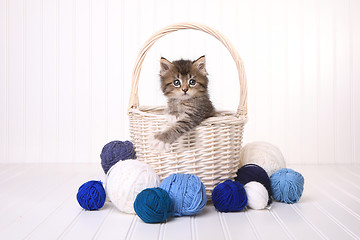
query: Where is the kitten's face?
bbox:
[160,56,209,100]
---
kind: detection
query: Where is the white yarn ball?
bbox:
[240,142,286,177]
[244,181,269,210]
[106,160,160,214]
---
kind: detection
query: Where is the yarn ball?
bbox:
[235,164,272,201]
[106,160,160,214]
[160,173,207,217]
[239,142,286,177]
[270,168,305,204]
[244,181,269,209]
[212,180,247,212]
[100,140,136,174]
[134,188,173,223]
[76,180,106,210]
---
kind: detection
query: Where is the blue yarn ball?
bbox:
[76,180,106,210]
[270,168,304,204]
[212,180,247,212]
[235,164,272,202]
[100,140,136,174]
[134,188,173,223]
[160,173,207,217]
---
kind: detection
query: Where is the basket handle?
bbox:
[128,22,248,118]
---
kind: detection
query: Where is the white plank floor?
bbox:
[1,163,360,240]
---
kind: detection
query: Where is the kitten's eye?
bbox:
[189,79,197,86]
[173,79,181,87]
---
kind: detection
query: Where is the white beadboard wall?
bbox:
[0,0,359,164]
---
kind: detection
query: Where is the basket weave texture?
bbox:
[128,23,248,198]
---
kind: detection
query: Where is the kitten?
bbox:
[151,56,215,151]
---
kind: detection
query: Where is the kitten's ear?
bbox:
[193,55,207,75]
[160,57,172,75]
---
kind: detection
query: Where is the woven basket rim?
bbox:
[128,105,247,125]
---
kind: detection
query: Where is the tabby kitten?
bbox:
[151,56,215,151]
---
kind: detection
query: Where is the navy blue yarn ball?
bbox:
[134,188,174,223]
[100,140,136,174]
[76,180,106,210]
[212,180,247,212]
[235,164,272,201]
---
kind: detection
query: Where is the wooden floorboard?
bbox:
[269,202,322,240]
[161,215,193,240]
[27,166,100,240]
[93,206,135,240]
[1,164,360,240]
[0,165,63,229]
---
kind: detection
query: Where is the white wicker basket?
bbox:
[128,23,248,199]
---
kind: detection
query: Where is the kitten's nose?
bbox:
[182,88,188,93]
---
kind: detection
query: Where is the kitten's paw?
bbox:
[149,135,170,152]
[165,114,178,125]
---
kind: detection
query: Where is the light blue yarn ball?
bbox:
[160,173,207,217]
[270,168,304,204]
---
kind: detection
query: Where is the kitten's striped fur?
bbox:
[151,56,215,151]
